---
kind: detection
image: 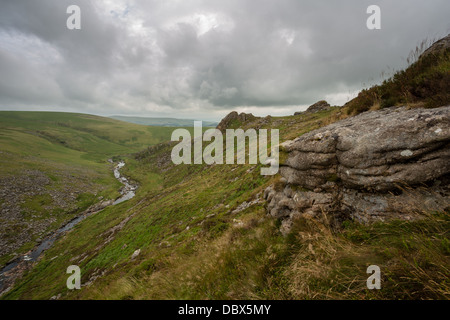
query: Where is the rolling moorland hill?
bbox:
[1,36,449,299]
[110,115,218,127]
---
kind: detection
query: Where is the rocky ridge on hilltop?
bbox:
[216,111,257,133]
[294,100,332,115]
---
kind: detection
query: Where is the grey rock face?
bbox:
[295,100,332,115]
[216,111,257,133]
[421,34,450,59]
[266,106,450,233]
[306,100,331,113]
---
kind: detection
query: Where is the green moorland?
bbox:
[110,115,218,127]
[0,111,185,267]
[2,43,449,300]
[3,106,449,300]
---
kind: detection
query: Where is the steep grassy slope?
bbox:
[346,40,449,115]
[1,108,340,299]
[0,112,180,267]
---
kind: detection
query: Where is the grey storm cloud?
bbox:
[0,0,449,120]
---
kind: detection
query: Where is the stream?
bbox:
[113,161,137,205]
[0,161,137,295]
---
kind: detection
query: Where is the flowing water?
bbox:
[113,161,137,205]
[0,161,137,294]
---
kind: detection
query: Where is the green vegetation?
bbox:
[281,211,450,299]
[0,111,182,268]
[346,46,450,115]
[110,115,218,127]
[2,103,447,300]
[1,39,449,299]
[0,111,181,161]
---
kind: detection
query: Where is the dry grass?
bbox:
[84,205,450,300]
[345,39,450,115]
[284,215,364,299]
[321,110,350,127]
[284,207,450,300]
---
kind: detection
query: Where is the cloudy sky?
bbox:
[0,0,449,121]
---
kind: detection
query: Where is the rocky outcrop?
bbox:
[295,100,331,115]
[216,111,257,132]
[265,106,450,233]
[421,34,450,58]
[306,100,331,113]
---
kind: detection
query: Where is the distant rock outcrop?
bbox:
[216,111,257,132]
[265,106,450,234]
[421,34,450,58]
[294,100,331,115]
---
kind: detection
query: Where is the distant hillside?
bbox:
[110,116,218,127]
[0,111,181,161]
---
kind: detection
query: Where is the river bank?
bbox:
[0,161,137,296]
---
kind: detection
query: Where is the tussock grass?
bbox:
[63,205,449,300]
[285,209,450,299]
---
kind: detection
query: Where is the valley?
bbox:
[0,111,183,270]
[2,103,448,300]
[0,36,449,300]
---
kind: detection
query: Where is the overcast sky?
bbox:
[0,0,449,121]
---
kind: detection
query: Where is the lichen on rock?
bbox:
[265,105,450,234]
